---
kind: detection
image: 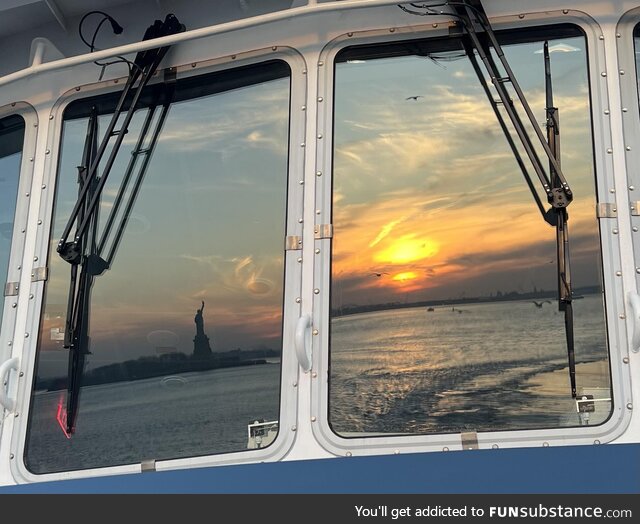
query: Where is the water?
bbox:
[25,296,611,474]
[329,295,610,435]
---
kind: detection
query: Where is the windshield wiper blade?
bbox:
[57,14,184,436]
[544,40,576,398]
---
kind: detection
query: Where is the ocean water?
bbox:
[25,295,610,474]
[329,295,611,435]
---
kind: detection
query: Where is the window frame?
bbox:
[311,10,632,457]
[0,103,37,444]
[10,47,307,483]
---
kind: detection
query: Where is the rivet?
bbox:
[518,14,525,19]
[619,314,625,319]
[316,171,322,177]
[627,146,632,151]
[11,303,16,308]
[492,444,499,449]
[623,107,628,112]
[318,97,323,102]
[14,412,18,417]
[317,134,323,139]
[25,193,29,197]
[312,371,317,378]
[543,442,549,447]
[604,109,610,115]
[636,268,640,273]
[297,257,303,263]
[394,450,400,455]
[607,148,613,154]
[620,70,625,75]
[7,342,12,346]
[301,105,306,111]
[311,416,316,422]
[191,63,197,68]
[314,288,320,294]
[19,372,23,377]
[25,333,29,338]
[293,381,297,387]
[312,329,318,336]
[623,357,630,364]
[346,452,352,457]
[302,69,307,74]
[442,447,449,452]
[599,35,604,40]
[38,220,42,225]
[299,180,304,185]
[291,425,297,431]
[630,185,635,190]
[634,227,639,232]
[75,86,81,91]
[627,403,633,410]
[45,149,50,155]
[295,297,301,303]
[617,33,622,38]
[298,218,303,223]
[562,9,569,14]
[610,188,616,193]
[613,228,619,234]
[29,157,34,162]
[594,440,601,445]
[432,23,438,28]
[347,32,353,37]
[33,123,37,128]
[300,143,305,148]
[49,114,54,120]
[389,28,396,32]
[315,248,320,254]
[29,294,33,299]
[316,210,321,215]
[272,46,277,51]
[601,72,607,77]
[9,454,14,460]
[34,256,38,262]
[318,61,324,66]
[616,271,622,276]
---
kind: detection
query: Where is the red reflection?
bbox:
[56,400,72,439]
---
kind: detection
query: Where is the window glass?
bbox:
[329,29,611,436]
[26,61,290,473]
[0,114,25,336]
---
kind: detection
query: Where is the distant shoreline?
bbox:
[331,286,600,318]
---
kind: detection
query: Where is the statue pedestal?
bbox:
[193,334,212,358]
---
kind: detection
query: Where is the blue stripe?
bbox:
[2,443,639,493]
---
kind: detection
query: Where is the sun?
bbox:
[392,271,418,283]
[374,235,439,264]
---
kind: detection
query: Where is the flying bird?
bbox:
[532,300,552,308]
[405,95,424,101]
[371,272,389,277]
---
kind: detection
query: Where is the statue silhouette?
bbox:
[193,300,212,357]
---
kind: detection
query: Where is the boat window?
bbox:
[25,61,291,473]
[329,27,611,437]
[0,114,25,339]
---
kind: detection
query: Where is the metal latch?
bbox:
[314,224,333,240]
[631,202,640,216]
[596,203,617,218]
[461,431,479,450]
[285,236,302,251]
[31,267,48,282]
[141,459,156,472]
[4,282,19,297]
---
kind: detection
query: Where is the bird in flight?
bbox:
[406,95,424,101]
[532,300,552,308]
[371,272,389,277]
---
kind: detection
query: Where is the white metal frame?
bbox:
[309,8,634,458]
[8,46,308,483]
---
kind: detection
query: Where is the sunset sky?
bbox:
[331,35,601,308]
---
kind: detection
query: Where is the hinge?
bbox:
[631,202,640,216]
[4,282,19,297]
[141,459,156,472]
[31,267,48,282]
[461,431,479,450]
[285,236,302,251]
[314,224,333,240]
[596,203,617,218]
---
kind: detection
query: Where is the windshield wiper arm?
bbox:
[57,14,184,436]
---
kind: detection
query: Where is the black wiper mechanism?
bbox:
[56,14,185,437]
[401,1,576,397]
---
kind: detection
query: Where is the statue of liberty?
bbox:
[193,300,212,357]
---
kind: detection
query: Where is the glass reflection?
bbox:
[329,32,610,436]
[26,63,290,473]
[0,115,24,337]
